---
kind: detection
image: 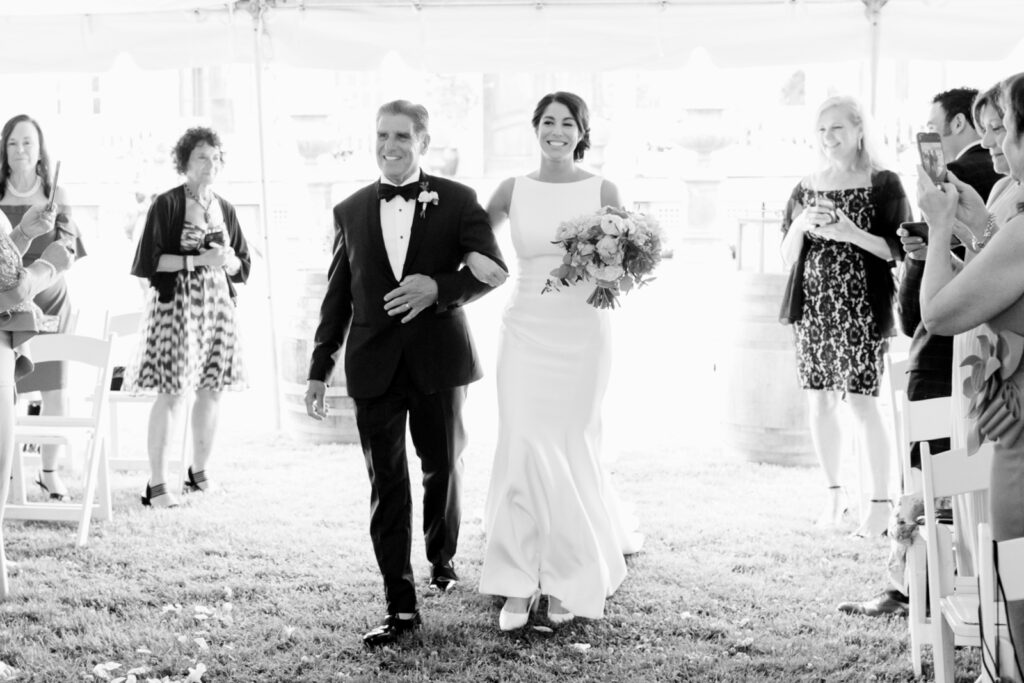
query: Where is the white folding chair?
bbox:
[103,311,191,480]
[891,393,953,677]
[5,333,116,547]
[922,441,993,683]
[978,523,1024,683]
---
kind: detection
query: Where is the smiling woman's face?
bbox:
[817,107,860,165]
[535,101,580,161]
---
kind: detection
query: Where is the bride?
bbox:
[469,91,643,631]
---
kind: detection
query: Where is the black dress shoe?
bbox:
[429,562,458,593]
[837,589,909,617]
[362,612,422,648]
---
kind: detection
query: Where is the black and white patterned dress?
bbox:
[124,219,246,395]
[793,186,886,397]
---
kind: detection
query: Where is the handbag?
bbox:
[778,242,808,325]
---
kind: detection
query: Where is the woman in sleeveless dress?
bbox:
[0,204,73,595]
[0,114,87,502]
[469,92,642,631]
[125,127,250,508]
[779,96,909,538]
[920,72,1024,676]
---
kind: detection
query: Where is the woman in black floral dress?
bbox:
[780,96,911,537]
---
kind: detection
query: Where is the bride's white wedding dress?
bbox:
[479,175,643,619]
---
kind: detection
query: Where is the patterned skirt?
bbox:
[123,267,246,395]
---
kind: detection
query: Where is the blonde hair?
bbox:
[813,95,886,172]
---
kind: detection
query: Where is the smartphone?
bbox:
[901,221,929,242]
[917,132,947,184]
[202,230,225,249]
[45,160,60,212]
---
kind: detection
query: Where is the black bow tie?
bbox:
[378,182,419,202]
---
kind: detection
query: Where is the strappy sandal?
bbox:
[182,466,210,494]
[141,482,179,508]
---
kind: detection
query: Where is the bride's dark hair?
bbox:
[531,91,591,161]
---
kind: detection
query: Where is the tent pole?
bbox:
[252,4,283,431]
[863,0,888,117]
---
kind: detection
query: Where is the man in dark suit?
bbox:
[929,87,1001,202]
[838,87,1000,617]
[305,100,506,647]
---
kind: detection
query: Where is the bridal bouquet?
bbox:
[542,206,664,309]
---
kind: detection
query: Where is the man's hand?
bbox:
[896,227,927,261]
[384,274,438,323]
[305,380,328,420]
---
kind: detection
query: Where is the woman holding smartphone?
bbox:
[919,72,1024,678]
[125,127,250,508]
[779,96,911,537]
[0,114,86,503]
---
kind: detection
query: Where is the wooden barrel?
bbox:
[278,266,360,445]
[721,271,815,466]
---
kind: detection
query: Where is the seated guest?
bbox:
[919,71,1024,675]
[839,84,1009,615]
[0,114,88,502]
[0,205,73,595]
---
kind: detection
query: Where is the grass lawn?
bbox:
[0,250,983,681]
[0,425,983,682]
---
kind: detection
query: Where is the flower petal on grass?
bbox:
[0,662,21,682]
[193,637,209,650]
[531,625,553,633]
[93,662,122,680]
[185,662,207,682]
[568,643,591,653]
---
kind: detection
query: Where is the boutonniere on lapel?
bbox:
[417,180,440,219]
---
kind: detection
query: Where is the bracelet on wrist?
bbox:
[971,213,999,252]
[184,255,195,272]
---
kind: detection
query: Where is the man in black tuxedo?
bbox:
[305,100,506,647]
[839,87,1000,617]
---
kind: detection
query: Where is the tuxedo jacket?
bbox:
[308,172,505,399]
[947,143,1001,205]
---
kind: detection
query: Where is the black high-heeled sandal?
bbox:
[141,482,179,508]
[35,469,67,502]
[182,467,209,494]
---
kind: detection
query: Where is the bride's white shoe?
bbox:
[546,595,575,626]
[498,591,539,631]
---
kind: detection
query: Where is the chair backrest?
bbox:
[922,441,993,500]
[887,355,910,396]
[902,395,954,444]
[26,333,116,422]
[996,535,1024,601]
[103,311,144,339]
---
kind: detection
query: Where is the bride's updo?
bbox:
[531,91,591,161]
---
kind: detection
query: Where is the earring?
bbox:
[857,137,863,151]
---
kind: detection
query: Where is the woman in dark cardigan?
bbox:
[779,95,910,537]
[125,127,251,508]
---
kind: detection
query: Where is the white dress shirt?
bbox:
[379,177,416,280]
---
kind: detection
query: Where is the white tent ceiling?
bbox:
[0,0,1021,74]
